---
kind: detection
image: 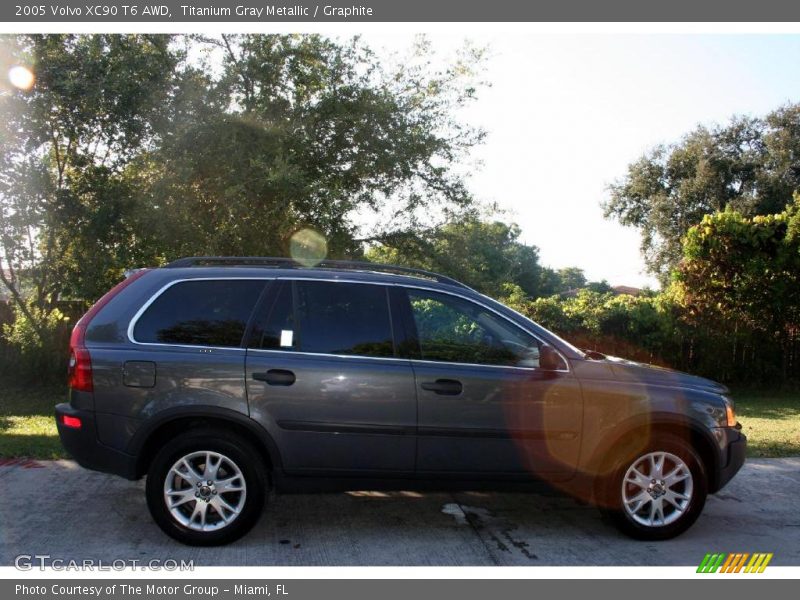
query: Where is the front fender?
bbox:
[580,412,722,483]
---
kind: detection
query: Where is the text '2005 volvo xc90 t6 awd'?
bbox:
[56,257,746,545]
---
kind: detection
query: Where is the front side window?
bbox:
[255,281,395,358]
[406,289,545,368]
[133,279,265,347]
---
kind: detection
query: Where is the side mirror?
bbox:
[539,344,565,371]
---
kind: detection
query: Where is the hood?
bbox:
[603,355,729,395]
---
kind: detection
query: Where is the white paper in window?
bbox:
[280,330,294,348]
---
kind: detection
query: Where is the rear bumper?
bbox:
[55,403,138,480]
[713,426,746,492]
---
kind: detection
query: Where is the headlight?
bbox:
[723,396,737,427]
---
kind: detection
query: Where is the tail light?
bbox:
[67,344,93,392]
[60,414,82,429]
[68,269,150,392]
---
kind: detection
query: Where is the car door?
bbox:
[245,279,417,475]
[395,286,583,481]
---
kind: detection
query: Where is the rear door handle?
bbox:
[253,369,296,386]
[421,378,463,395]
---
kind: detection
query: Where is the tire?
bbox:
[145,428,268,546]
[600,434,708,541]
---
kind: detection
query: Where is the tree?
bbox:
[366,217,549,298]
[1,33,486,351]
[139,34,486,260]
[554,267,587,292]
[0,34,178,339]
[604,106,800,282]
[676,195,800,379]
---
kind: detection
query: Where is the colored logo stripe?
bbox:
[697,553,772,573]
[696,553,713,573]
[720,553,735,572]
[697,553,725,573]
[745,553,773,573]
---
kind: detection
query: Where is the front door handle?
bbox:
[253,369,296,386]
[421,378,463,395]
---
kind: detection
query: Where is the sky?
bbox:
[360,34,800,288]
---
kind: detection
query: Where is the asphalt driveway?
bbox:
[1,457,798,566]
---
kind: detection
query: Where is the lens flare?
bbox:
[8,65,34,90]
[289,228,327,267]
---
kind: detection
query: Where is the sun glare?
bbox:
[290,228,328,267]
[8,65,35,90]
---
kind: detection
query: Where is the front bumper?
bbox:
[55,403,138,480]
[713,426,747,492]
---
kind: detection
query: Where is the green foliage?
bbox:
[679,198,800,333]
[521,290,682,367]
[1,34,178,332]
[676,196,800,380]
[552,267,586,292]
[502,198,800,385]
[601,108,800,384]
[605,105,800,282]
[1,302,70,382]
[1,33,486,356]
[139,34,485,260]
[366,217,551,298]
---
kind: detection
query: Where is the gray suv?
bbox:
[56,257,746,545]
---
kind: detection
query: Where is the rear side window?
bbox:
[254,281,394,358]
[133,280,265,347]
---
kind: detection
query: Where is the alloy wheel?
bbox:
[621,451,694,527]
[163,451,247,532]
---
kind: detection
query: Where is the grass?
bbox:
[0,385,65,459]
[0,385,798,460]
[732,389,800,458]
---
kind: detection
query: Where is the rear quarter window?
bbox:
[132,279,265,347]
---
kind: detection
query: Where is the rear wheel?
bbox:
[145,429,267,545]
[601,435,707,540]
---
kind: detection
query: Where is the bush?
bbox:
[1,302,71,383]
[502,285,795,386]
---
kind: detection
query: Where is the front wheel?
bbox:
[601,435,708,540]
[145,429,267,545]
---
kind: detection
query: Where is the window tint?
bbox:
[256,281,394,358]
[133,280,264,347]
[254,281,296,350]
[407,289,543,367]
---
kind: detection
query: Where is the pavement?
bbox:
[0,457,798,566]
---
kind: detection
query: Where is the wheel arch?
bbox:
[586,413,720,500]
[129,406,283,480]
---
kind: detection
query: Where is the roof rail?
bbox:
[163,256,471,290]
